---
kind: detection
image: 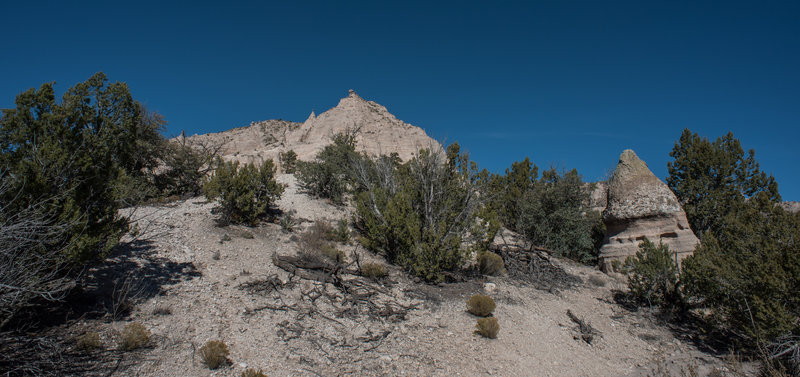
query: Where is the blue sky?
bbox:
[2,1,799,200]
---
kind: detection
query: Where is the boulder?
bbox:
[598,150,699,271]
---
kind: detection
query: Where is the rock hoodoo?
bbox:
[598,149,699,271]
[184,90,439,171]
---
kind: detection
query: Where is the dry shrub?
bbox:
[321,244,346,263]
[298,220,347,263]
[476,317,500,339]
[152,305,172,316]
[199,340,229,370]
[298,221,330,254]
[467,294,496,317]
[242,369,268,377]
[478,252,504,276]
[361,262,388,279]
[119,322,150,351]
[110,275,143,320]
[76,331,101,352]
[329,219,351,243]
[588,274,607,287]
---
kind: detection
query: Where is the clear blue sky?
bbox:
[2,1,799,200]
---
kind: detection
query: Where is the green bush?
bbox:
[203,158,284,225]
[486,160,602,264]
[353,144,496,281]
[280,149,297,173]
[328,219,351,244]
[0,73,166,327]
[623,239,680,308]
[199,340,230,370]
[361,262,388,279]
[119,322,150,351]
[156,135,221,198]
[668,130,798,347]
[477,252,504,276]
[296,132,359,205]
[467,294,496,317]
[682,193,800,344]
[667,129,780,237]
[475,317,500,339]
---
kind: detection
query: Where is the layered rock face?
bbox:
[184,90,440,171]
[599,150,699,271]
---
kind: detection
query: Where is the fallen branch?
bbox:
[567,309,601,344]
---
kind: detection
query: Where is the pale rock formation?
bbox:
[781,201,800,213]
[598,150,699,271]
[184,90,440,172]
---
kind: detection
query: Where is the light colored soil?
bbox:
[83,174,736,376]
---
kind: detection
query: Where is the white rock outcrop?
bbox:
[184,90,440,171]
[598,150,699,271]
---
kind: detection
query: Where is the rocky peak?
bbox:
[184,90,440,170]
[604,149,682,221]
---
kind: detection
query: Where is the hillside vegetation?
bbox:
[0,73,798,376]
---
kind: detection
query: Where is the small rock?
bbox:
[239,362,247,368]
[484,282,497,293]
[380,355,393,362]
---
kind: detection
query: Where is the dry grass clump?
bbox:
[279,210,298,232]
[321,244,346,263]
[242,369,268,377]
[328,219,351,243]
[298,221,329,253]
[476,317,500,339]
[75,331,102,351]
[361,262,388,279]
[199,339,230,370]
[119,322,150,351]
[467,294,496,317]
[588,274,607,287]
[298,220,348,263]
[152,304,172,316]
[478,252,505,276]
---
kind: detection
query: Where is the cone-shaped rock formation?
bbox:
[599,150,699,271]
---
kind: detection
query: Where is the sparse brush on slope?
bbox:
[280,149,298,173]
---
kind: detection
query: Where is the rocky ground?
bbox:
[61,175,746,377]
